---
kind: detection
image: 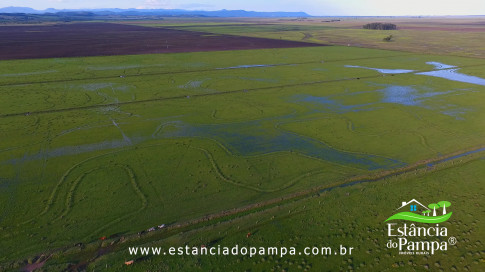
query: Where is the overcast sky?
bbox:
[2,0,485,16]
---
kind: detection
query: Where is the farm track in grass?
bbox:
[33,151,131,222]
[192,146,327,193]
[85,165,148,239]
[55,165,147,223]
[114,145,485,232]
[4,61,485,119]
[18,146,484,270]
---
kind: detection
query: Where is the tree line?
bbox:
[363,23,397,30]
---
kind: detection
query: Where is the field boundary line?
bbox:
[4,61,485,119]
[0,53,413,87]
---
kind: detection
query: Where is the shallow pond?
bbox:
[377,85,452,106]
[416,69,485,86]
[2,138,137,166]
[345,65,414,74]
[346,62,485,86]
[293,84,466,119]
[425,62,456,70]
[2,116,405,170]
[293,94,373,112]
[159,120,405,170]
[216,64,274,70]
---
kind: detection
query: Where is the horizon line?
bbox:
[1,6,484,17]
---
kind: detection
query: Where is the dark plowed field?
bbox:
[0,22,326,60]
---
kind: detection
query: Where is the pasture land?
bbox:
[85,154,485,271]
[134,16,485,58]
[0,20,484,271]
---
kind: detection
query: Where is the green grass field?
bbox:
[86,154,485,271]
[135,16,485,58]
[1,22,485,271]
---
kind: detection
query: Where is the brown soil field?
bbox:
[0,22,325,60]
[397,26,485,32]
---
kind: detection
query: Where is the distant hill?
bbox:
[0,6,310,17]
[0,7,42,14]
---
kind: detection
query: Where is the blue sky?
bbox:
[2,0,485,16]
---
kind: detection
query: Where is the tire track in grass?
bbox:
[59,164,147,223]
[191,146,329,193]
[85,165,148,239]
[346,119,355,132]
[273,116,402,171]
[211,109,218,119]
[54,168,99,222]
[416,132,437,153]
[38,156,100,218]
[111,119,132,145]
[27,141,177,224]
[301,32,314,41]
[151,119,185,138]
[27,150,131,224]
[10,145,485,267]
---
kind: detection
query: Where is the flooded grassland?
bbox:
[1,46,485,269]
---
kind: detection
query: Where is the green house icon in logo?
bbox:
[385,199,452,223]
